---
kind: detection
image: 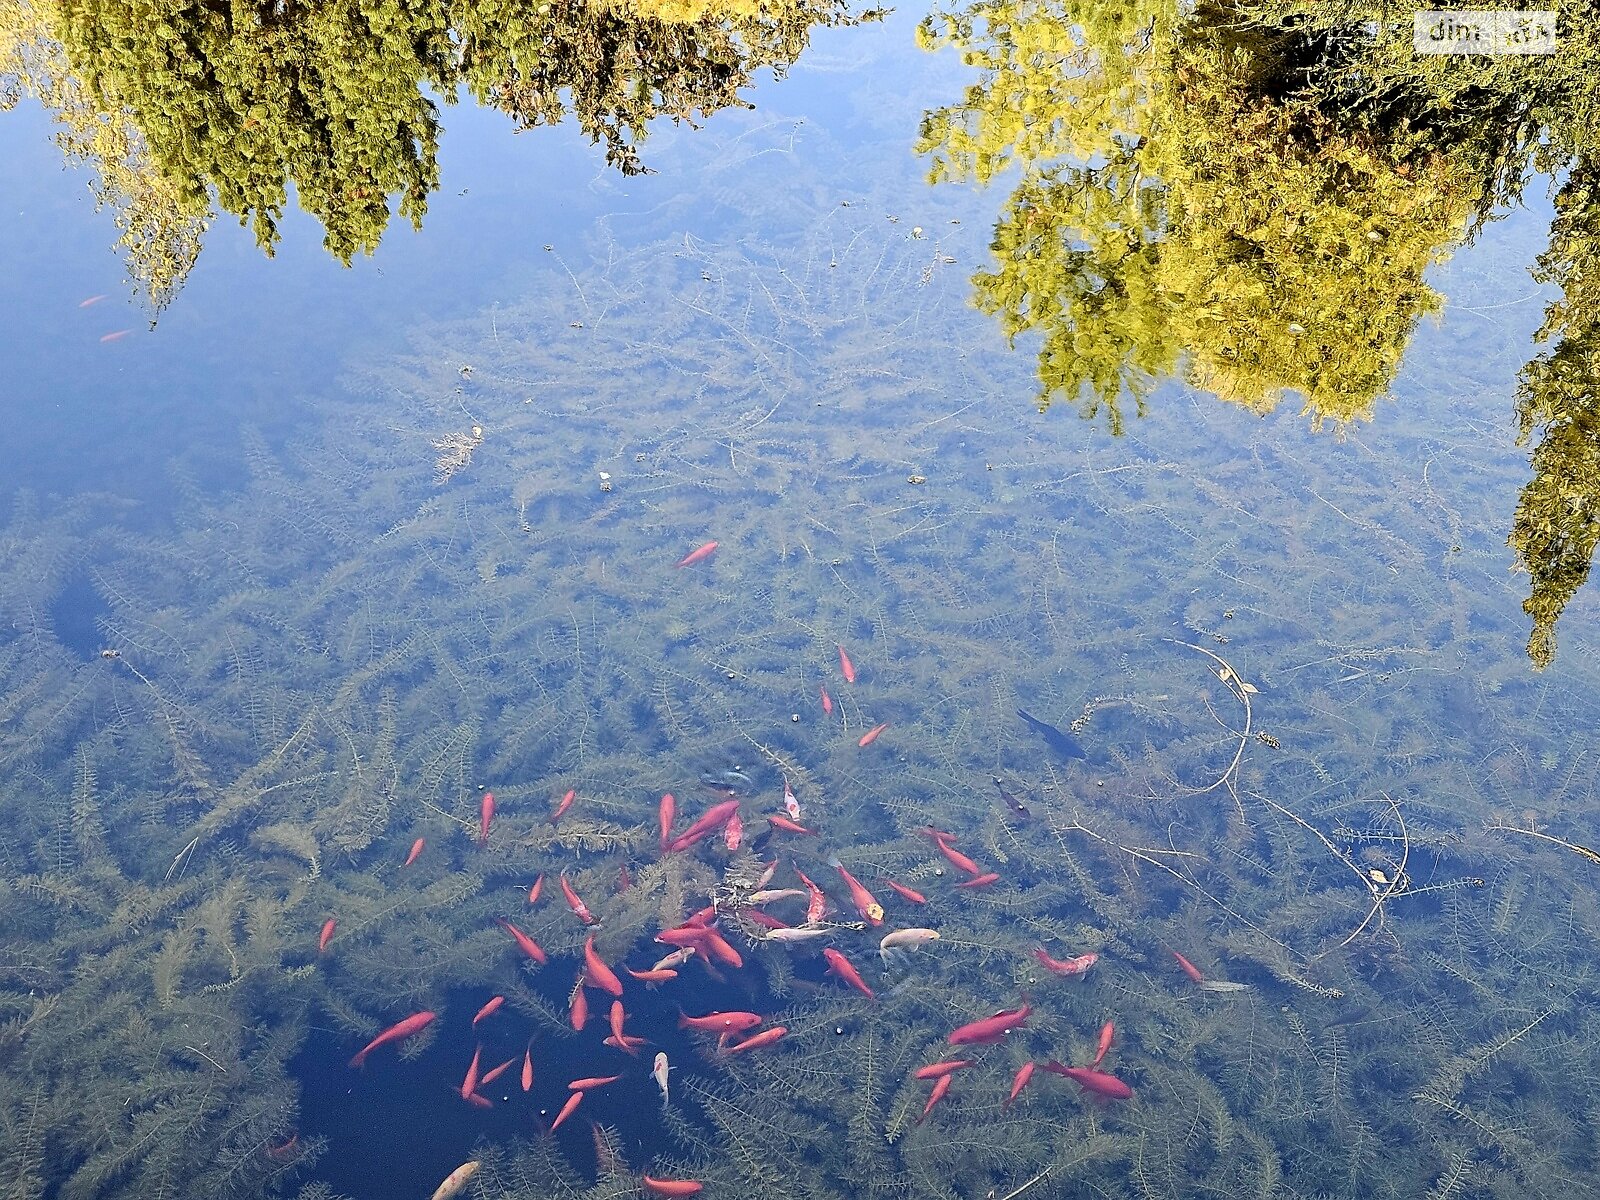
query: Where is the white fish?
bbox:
[430,1160,480,1200]
[765,926,829,943]
[653,1051,671,1106]
[783,778,802,820]
[748,888,806,906]
[879,927,941,963]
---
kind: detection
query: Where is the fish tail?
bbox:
[825,854,842,869]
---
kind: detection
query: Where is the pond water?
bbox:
[3,4,1599,1200]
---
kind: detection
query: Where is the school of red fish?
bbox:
[327,541,1235,1198]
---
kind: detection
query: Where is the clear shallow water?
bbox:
[2,7,1599,1200]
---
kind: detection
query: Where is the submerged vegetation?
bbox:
[2,174,1598,1199]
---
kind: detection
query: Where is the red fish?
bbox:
[1045,1062,1132,1100]
[642,1177,703,1197]
[700,927,744,969]
[627,967,679,984]
[568,1073,623,1090]
[1172,950,1206,983]
[348,1010,436,1068]
[829,857,884,925]
[766,814,814,835]
[675,540,718,568]
[823,948,875,999]
[404,837,425,867]
[948,1001,1031,1045]
[528,874,545,905]
[918,1073,952,1123]
[551,1090,583,1130]
[918,826,958,844]
[914,1059,974,1080]
[726,1026,787,1053]
[665,799,741,853]
[795,869,828,924]
[549,788,576,824]
[881,879,927,904]
[1005,1062,1036,1109]
[479,1056,517,1086]
[464,1092,492,1110]
[955,872,1000,888]
[1034,949,1098,977]
[679,1010,762,1034]
[477,792,495,848]
[497,919,547,965]
[521,1045,534,1091]
[78,294,107,308]
[724,810,743,851]
[658,793,676,851]
[819,685,834,715]
[460,1046,483,1099]
[472,996,505,1026]
[837,644,857,683]
[318,918,337,952]
[98,329,131,343]
[741,909,787,930]
[1092,1021,1115,1068]
[583,935,624,997]
[935,840,983,877]
[561,875,597,925]
[617,864,632,893]
[608,1001,638,1054]
[857,722,889,748]
[570,982,589,1031]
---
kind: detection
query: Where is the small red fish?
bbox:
[742,908,787,930]
[766,813,814,835]
[823,948,875,999]
[664,799,741,853]
[583,935,624,997]
[795,869,828,924]
[1005,1062,1036,1109]
[948,1002,1031,1045]
[497,919,547,965]
[724,810,743,851]
[608,1000,633,1053]
[913,1059,975,1080]
[318,918,337,952]
[551,1090,584,1129]
[1045,1062,1133,1100]
[570,981,589,1030]
[403,837,425,867]
[264,1134,299,1162]
[725,1026,787,1054]
[477,792,495,848]
[642,1176,704,1197]
[479,1056,517,1086]
[1172,950,1206,983]
[955,872,1000,888]
[549,788,576,824]
[521,1045,534,1091]
[561,875,597,925]
[460,1045,483,1099]
[658,793,676,851]
[528,874,545,905]
[918,1073,952,1123]
[935,839,982,877]
[627,967,679,984]
[348,1011,436,1068]
[472,996,505,1026]
[819,685,834,715]
[829,857,884,925]
[837,644,857,683]
[98,329,131,343]
[679,1010,762,1034]
[675,540,719,568]
[569,1073,624,1090]
[463,1091,492,1110]
[881,879,927,904]
[78,294,107,308]
[857,722,889,748]
[1092,1021,1115,1068]
[1034,948,1098,977]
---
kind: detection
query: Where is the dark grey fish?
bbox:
[1016,708,1086,761]
[992,776,1032,822]
[700,768,755,793]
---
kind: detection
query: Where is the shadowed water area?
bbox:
[3,2,1600,1199]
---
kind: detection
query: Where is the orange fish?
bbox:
[725,1026,787,1053]
[561,875,597,924]
[348,1011,436,1068]
[1172,950,1206,983]
[918,1073,952,1124]
[827,856,884,925]
[819,685,834,715]
[477,792,495,848]
[881,879,927,904]
[78,294,107,308]
[627,967,678,984]
[1092,1021,1115,1068]
[857,722,889,748]
[568,1073,623,1090]
[766,814,814,835]
[675,540,718,568]
[608,1001,636,1054]
[550,1090,583,1130]
[528,874,545,905]
[521,1045,534,1092]
[472,996,505,1026]
[404,837,425,867]
[913,1059,974,1080]
[98,329,131,343]
[583,935,624,997]
[955,872,1000,888]
[822,948,875,999]
[1005,1062,1036,1109]
[318,918,337,952]
[1034,949,1098,977]
[679,1010,762,1034]
[460,1046,483,1099]
[658,792,676,851]
[642,1176,703,1197]
[935,839,982,877]
[549,788,576,824]
[837,645,857,683]
[497,919,547,965]
[479,1056,517,1087]
[724,810,743,851]
[570,981,589,1030]
[463,1092,492,1110]
[794,869,828,924]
